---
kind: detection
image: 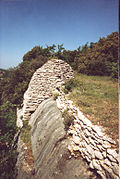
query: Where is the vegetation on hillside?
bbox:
[64,73,118,148]
[0,31,118,178]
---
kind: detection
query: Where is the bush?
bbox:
[64,78,78,93]
[52,90,59,100]
[62,110,74,131]
[0,101,18,178]
[21,120,31,143]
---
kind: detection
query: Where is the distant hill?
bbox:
[0,68,10,79]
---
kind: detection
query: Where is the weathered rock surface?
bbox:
[29,98,96,179]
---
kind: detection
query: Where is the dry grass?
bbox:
[65,73,118,148]
[21,120,34,168]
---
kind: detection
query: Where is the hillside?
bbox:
[16,59,118,178]
[0,32,118,178]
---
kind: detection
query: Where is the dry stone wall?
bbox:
[56,90,119,179]
[23,59,73,121]
[21,59,119,178]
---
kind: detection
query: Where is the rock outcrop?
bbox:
[29,98,96,179]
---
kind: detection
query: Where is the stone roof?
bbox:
[23,59,74,120]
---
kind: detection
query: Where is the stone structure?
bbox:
[23,59,73,121]
[56,90,119,179]
[17,59,119,179]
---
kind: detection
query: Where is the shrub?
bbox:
[52,90,59,100]
[62,110,74,131]
[64,78,78,93]
[21,120,31,143]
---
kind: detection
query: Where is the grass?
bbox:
[64,72,118,148]
[52,90,59,100]
[21,120,34,167]
[21,120,31,143]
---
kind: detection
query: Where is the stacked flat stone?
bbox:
[56,92,119,179]
[23,59,73,121]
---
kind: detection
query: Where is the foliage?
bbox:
[64,78,78,93]
[52,90,59,100]
[0,149,18,179]
[23,45,56,61]
[62,110,74,131]
[0,56,48,105]
[0,101,17,143]
[75,32,118,78]
[0,101,18,178]
[21,120,31,143]
[0,31,118,177]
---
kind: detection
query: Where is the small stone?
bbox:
[76,128,80,133]
[83,118,93,127]
[97,171,106,179]
[82,141,87,148]
[102,151,107,158]
[96,138,104,144]
[67,100,73,104]
[102,164,118,178]
[86,126,92,132]
[84,137,90,145]
[107,149,118,160]
[97,144,104,151]
[94,139,99,144]
[89,137,96,147]
[77,110,85,120]
[86,145,95,158]
[84,129,91,137]
[90,144,99,151]
[102,164,113,173]
[73,135,80,145]
[24,146,27,150]
[80,122,86,129]
[103,141,111,149]
[92,159,102,171]
[68,129,75,135]
[104,158,112,166]
[69,104,74,110]
[79,141,85,148]
[81,133,86,140]
[112,164,119,176]
[73,145,79,151]
[74,123,81,131]
[89,161,94,169]
[103,144,111,149]
[104,137,116,145]
[92,125,104,137]
[84,149,90,156]
[107,154,117,162]
[94,150,103,160]
[77,110,92,127]
[68,145,72,151]
[85,155,91,162]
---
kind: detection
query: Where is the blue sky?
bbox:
[0,0,118,69]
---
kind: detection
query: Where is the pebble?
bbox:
[94,150,103,160]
